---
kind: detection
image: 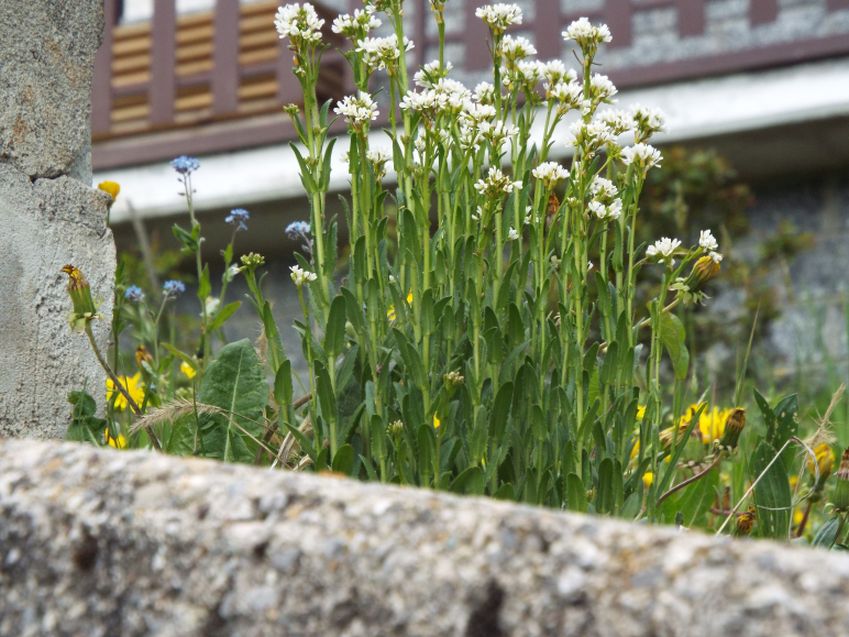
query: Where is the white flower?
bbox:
[698,229,718,252]
[399,88,447,115]
[500,35,536,61]
[331,7,380,39]
[475,3,523,34]
[473,81,496,104]
[568,120,615,153]
[588,73,617,103]
[541,60,573,85]
[512,60,545,87]
[547,80,582,110]
[474,167,521,198]
[225,264,242,282]
[597,109,633,135]
[709,251,723,263]
[290,264,318,287]
[621,143,662,172]
[646,237,682,263]
[562,17,612,49]
[204,296,221,316]
[508,227,520,241]
[590,176,618,201]
[414,60,453,88]
[334,92,379,128]
[357,34,414,72]
[532,161,569,188]
[275,3,325,45]
[589,198,622,221]
[631,104,665,141]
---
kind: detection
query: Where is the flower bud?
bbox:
[735,507,756,536]
[719,408,746,450]
[692,254,721,283]
[807,442,836,491]
[61,264,99,329]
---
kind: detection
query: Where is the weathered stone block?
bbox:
[1,438,848,636]
[0,0,114,438]
[0,166,115,438]
[0,0,103,181]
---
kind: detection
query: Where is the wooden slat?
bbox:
[213,0,241,115]
[92,0,116,135]
[150,0,176,124]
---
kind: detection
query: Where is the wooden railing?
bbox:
[92,0,849,170]
[92,0,346,141]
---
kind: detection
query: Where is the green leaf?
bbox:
[751,441,792,539]
[197,339,267,463]
[659,311,689,381]
[331,443,356,475]
[565,473,588,512]
[324,295,347,355]
[450,466,485,495]
[207,301,241,332]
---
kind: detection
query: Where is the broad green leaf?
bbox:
[751,441,792,539]
[197,339,267,463]
[659,311,689,380]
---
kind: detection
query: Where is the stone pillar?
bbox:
[0,1,116,438]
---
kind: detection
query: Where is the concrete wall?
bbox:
[0,0,116,438]
[2,437,849,636]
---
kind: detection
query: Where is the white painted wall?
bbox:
[96,57,849,224]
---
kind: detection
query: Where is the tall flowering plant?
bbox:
[66,2,849,543]
[270,3,724,519]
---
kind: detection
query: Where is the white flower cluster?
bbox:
[334,92,379,128]
[500,34,536,62]
[474,167,522,198]
[562,17,612,50]
[646,237,682,264]
[475,3,523,34]
[588,199,622,221]
[532,161,569,189]
[542,60,573,86]
[275,3,324,45]
[587,73,618,104]
[474,81,496,104]
[590,176,618,201]
[589,175,622,221]
[508,227,520,241]
[568,120,615,155]
[414,60,454,88]
[631,104,665,141]
[621,143,663,173]
[357,34,414,72]
[546,79,582,111]
[698,229,722,263]
[331,7,380,40]
[290,264,318,287]
[400,78,470,118]
[597,109,633,136]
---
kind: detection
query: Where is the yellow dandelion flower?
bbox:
[698,406,733,444]
[105,372,145,411]
[406,291,414,304]
[97,180,120,201]
[636,404,646,421]
[433,413,441,429]
[642,471,654,488]
[104,427,127,449]
[630,439,640,461]
[180,361,197,380]
[789,475,799,490]
[793,508,805,527]
[807,442,835,479]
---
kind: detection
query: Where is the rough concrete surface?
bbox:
[0,166,115,439]
[1,438,848,637]
[0,0,115,438]
[0,0,103,181]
